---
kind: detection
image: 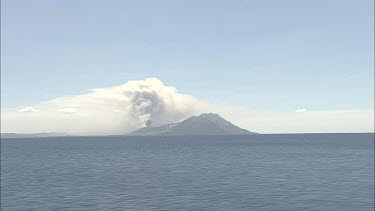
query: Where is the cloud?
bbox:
[1,77,374,134]
[1,78,206,134]
[19,107,40,113]
[58,108,76,114]
[295,108,307,113]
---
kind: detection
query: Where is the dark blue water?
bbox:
[1,134,374,211]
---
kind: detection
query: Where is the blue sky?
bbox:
[1,0,374,111]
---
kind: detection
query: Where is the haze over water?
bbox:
[1,133,373,211]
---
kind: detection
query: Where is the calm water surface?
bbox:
[1,134,374,210]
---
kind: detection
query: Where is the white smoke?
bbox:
[121,78,204,126]
[1,78,207,134]
[1,77,374,134]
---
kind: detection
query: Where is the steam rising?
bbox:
[1,77,373,134]
[2,78,206,134]
[122,78,199,126]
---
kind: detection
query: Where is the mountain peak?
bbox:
[199,112,218,116]
[198,113,221,118]
[128,113,257,136]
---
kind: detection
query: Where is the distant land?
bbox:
[0,133,67,139]
[128,113,257,136]
[1,113,256,138]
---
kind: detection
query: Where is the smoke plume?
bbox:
[1,78,207,134]
[1,77,373,134]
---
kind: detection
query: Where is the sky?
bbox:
[1,0,374,134]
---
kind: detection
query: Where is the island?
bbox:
[127,113,257,136]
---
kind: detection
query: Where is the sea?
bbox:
[1,133,374,211]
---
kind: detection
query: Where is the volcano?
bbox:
[127,113,257,136]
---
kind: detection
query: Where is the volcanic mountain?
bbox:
[127,113,257,136]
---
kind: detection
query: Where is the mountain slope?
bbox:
[128,113,256,136]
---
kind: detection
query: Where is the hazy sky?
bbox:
[1,0,374,133]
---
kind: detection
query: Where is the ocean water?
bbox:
[1,134,374,211]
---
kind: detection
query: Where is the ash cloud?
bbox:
[145,120,153,127]
[120,78,206,128]
[1,78,206,134]
[1,78,373,134]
